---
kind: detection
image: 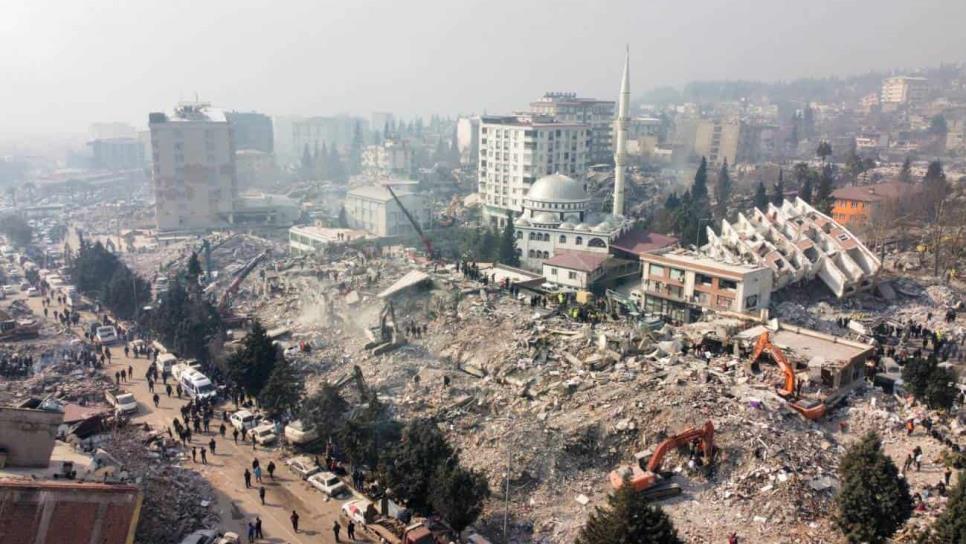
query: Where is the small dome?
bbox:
[515,217,531,227]
[592,223,611,232]
[526,174,589,203]
[532,212,559,224]
[575,223,591,231]
[559,222,575,230]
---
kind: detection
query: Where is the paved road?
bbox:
[19,290,353,544]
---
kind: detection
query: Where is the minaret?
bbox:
[612,47,630,216]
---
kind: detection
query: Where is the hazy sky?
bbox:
[2,0,964,136]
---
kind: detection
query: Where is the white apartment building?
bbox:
[880,76,928,105]
[362,139,413,179]
[529,93,615,164]
[478,114,590,224]
[456,116,480,166]
[149,102,237,232]
[344,185,430,237]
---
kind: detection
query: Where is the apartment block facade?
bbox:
[529,93,615,164]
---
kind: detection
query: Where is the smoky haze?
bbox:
[1,0,964,135]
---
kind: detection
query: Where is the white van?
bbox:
[156,353,177,376]
[180,370,217,400]
[172,360,203,382]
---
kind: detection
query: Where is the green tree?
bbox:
[899,157,913,183]
[576,482,682,544]
[337,395,401,468]
[498,213,519,267]
[337,206,349,229]
[902,356,957,410]
[385,418,456,513]
[834,432,912,544]
[816,141,832,163]
[186,252,203,283]
[328,146,347,183]
[772,169,785,206]
[691,157,709,202]
[429,464,490,533]
[259,356,305,419]
[300,144,314,179]
[478,226,498,261]
[300,384,349,442]
[922,159,949,220]
[753,180,768,210]
[929,470,966,543]
[815,164,835,214]
[713,160,732,221]
[0,214,32,247]
[929,114,948,136]
[226,321,279,398]
[350,121,364,175]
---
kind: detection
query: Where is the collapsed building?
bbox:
[706,198,881,298]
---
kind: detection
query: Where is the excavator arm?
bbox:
[385,185,434,259]
[646,420,715,473]
[751,332,795,397]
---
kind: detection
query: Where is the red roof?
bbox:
[611,230,678,256]
[832,181,921,203]
[543,251,609,272]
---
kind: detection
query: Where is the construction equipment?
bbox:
[364,301,406,355]
[749,332,826,420]
[609,420,715,499]
[218,250,269,311]
[385,185,434,260]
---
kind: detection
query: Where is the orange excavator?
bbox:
[750,331,826,420]
[609,420,715,499]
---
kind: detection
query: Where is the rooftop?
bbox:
[346,184,418,202]
[611,230,678,257]
[831,181,922,203]
[543,251,610,272]
[290,225,371,242]
[644,249,770,279]
[738,324,873,365]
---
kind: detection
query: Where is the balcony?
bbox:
[644,285,686,302]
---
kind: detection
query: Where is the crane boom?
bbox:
[385,185,433,259]
[219,250,269,311]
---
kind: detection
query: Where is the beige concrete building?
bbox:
[529,92,615,164]
[362,139,414,179]
[235,149,277,188]
[640,249,773,322]
[880,76,927,106]
[0,406,63,468]
[344,184,430,237]
[694,117,741,165]
[149,102,237,232]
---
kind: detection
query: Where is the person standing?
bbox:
[267,461,275,480]
[209,438,216,455]
[332,520,341,542]
[152,393,160,408]
[258,485,266,505]
[247,520,255,543]
[254,465,262,483]
[191,447,197,463]
[244,469,252,489]
[200,447,207,465]
[347,520,355,541]
[290,510,299,533]
[255,517,263,539]
[946,466,953,486]
[233,427,239,444]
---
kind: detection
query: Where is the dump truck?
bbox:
[609,420,715,500]
[340,499,456,544]
[105,389,138,416]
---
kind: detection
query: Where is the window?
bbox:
[716,296,734,309]
[529,232,535,240]
[695,273,713,286]
[550,267,557,276]
[588,238,606,248]
[719,279,738,290]
[745,295,759,309]
[559,235,567,243]
[528,249,534,258]
[568,271,577,280]
[669,268,685,282]
[649,264,665,277]
[575,236,583,246]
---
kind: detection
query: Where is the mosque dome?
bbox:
[532,212,559,224]
[516,217,531,227]
[526,173,589,203]
[559,222,575,230]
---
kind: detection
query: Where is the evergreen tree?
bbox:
[0,214,33,247]
[328,146,347,183]
[899,157,913,183]
[498,213,519,267]
[691,157,709,202]
[929,470,966,543]
[834,432,912,544]
[816,141,832,163]
[800,175,814,204]
[429,464,490,533]
[186,252,203,283]
[753,180,768,210]
[922,160,948,220]
[349,121,364,175]
[478,227,498,261]
[316,142,329,180]
[901,355,958,410]
[336,395,401,469]
[259,356,304,420]
[664,192,680,210]
[300,144,313,179]
[713,160,732,221]
[337,206,349,229]
[383,121,390,140]
[385,418,454,513]
[226,321,279,398]
[772,169,785,206]
[300,384,349,442]
[815,164,835,214]
[576,482,682,544]
[794,162,815,203]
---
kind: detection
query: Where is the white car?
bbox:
[26,287,39,297]
[248,423,277,445]
[308,471,347,497]
[2,285,17,295]
[284,420,318,445]
[95,325,119,345]
[229,410,257,433]
[285,456,322,480]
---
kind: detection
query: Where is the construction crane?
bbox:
[218,250,269,311]
[385,185,434,260]
[749,331,826,420]
[609,421,715,499]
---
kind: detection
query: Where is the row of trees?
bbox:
[0,213,33,247]
[900,355,958,410]
[69,239,151,320]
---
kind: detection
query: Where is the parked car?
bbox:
[308,471,347,497]
[2,285,17,295]
[26,287,39,297]
[229,410,257,433]
[285,455,322,480]
[248,423,277,445]
[95,325,119,345]
[284,420,318,445]
[177,529,239,544]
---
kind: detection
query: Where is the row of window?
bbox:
[548,267,578,280]
[528,249,550,259]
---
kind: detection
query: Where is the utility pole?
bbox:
[503,438,511,543]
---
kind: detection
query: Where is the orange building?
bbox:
[830,181,921,225]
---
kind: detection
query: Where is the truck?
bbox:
[340,500,456,544]
[156,353,177,376]
[105,389,138,416]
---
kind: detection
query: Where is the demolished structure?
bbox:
[706,198,881,298]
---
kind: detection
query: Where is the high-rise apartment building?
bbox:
[529,93,615,164]
[478,114,589,223]
[149,102,237,232]
[456,116,480,166]
[880,76,928,106]
[226,111,274,153]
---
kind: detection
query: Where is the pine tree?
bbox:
[576,483,682,544]
[664,192,680,210]
[800,175,814,204]
[300,144,313,179]
[227,321,280,398]
[349,121,364,176]
[714,160,732,221]
[691,157,709,202]
[478,227,498,261]
[815,163,835,214]
[834,432,912,544]
[385,419,455,513]
[922,160,948,221]
[259,356,305,420]
[899,157,913,183]
[816,141,832,163]
[753,180,768,210]
[300,384,349,442]
[429,464,490,533]
[929,470,966,542]
[328,146,347,183]
[772,169,785,206]
[186,252,202,283]
[337,206,349,229]
[498,213,520,267]
[316,142,329,179]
